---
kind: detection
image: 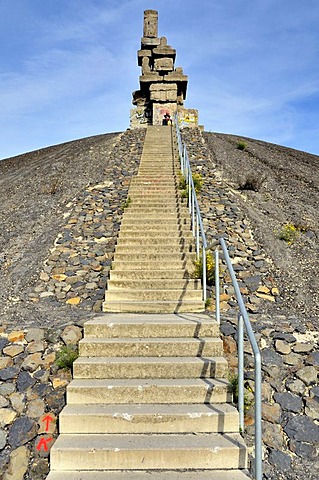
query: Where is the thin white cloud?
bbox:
[1,0,319,158]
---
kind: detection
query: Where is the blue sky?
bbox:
[1,0,319,160]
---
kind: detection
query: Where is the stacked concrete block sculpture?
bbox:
[130,10,198,128]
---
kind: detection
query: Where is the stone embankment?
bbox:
[0,324,83,480]
[0,126,318,479]
[182,128,319,479]
[27,129,145,314]
[181,128,281,314]
[222,313,319,480]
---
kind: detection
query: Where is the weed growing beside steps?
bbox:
[55,345,79,370]
[229,374,254,413]
[178,171,203,198]
[193,250,215,286]
[123,196,132,209]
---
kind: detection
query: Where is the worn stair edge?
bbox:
[50,433,247,470]
[66,378,232,404]
[46,470,251,480]
[104,290,203,302]
[59,403,239,434]
[84,313,220,338]
[78,337,223,357]
[102,300,205,314]
[107,279,200,289]
[72,356,228,379]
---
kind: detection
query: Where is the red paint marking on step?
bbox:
[42,414,54,432]
[36,437,53,451]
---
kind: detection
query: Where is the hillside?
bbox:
[0,128,318,480]
[0,129,318,327]
[180,130,318,321]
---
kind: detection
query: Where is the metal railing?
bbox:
[217,238,262,480]
[174,115,208,302]
[173,115,262,480]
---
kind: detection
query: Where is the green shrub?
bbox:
[229,374,254,412]
[192,173,203,193]
[178,172,203,197]
[237,140,247,151]
[278,223,300,245]
[193,250,215,286]
[55,345,79,370]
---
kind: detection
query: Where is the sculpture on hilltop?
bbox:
[130,10,198,128]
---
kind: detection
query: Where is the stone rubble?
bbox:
[0,324,83,479]
[181,127,281,314]
[27,129,145,313]
[221,312,318,480]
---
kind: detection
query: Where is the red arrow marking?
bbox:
[42,414,53,432]
[36,437,53,452]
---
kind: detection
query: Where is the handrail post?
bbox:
[196,213,200,258]
[188,168,192,215]
[214,249,220,324]
[254,352,262,480]
[191,192,195,236]
[202,247,207,302]
[238,314,245,433]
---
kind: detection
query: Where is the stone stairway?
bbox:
[46,126,250,480]
[103,125,204,313]
[47,313,249,479]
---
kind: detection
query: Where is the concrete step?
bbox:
[125,207,189,214]
[110,260,194,271]
[126,198,180,204]
[124,211,187,217]
[67,378,232,404]
[131,174,175,179]
[83,314,220,338]
[129,184,176,189]
[133,174,175,177]
[115,237,192,246]
[128,188,176,193]
[59,403,239,434]
[102,299,205,313]
[114,245,192,254]
[107,278,199,289]
[126,194,180,201]
[111,253,194,262]
[79,337,223,357]
[122,215,189,222]
[50,433,247,470]
[108,270,193,280]
[119,226,192,235]
[120,218,189,225]
[47,469,251,480]
[73,356,228,379]
[104,289,202,302]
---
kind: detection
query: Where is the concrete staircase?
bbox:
[47,313,249,479]
[47,126,250,480]
[103,125,204,313]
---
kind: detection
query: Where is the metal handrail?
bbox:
[216,237,262,480]
[174,115,262,479]
[173,114,208,302]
